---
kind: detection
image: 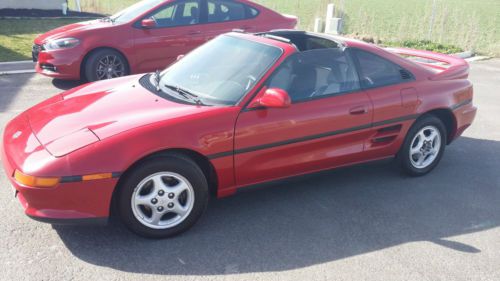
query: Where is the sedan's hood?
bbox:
[26,75,217,156]
[34,19,112,44]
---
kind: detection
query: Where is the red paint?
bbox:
[2,32,476,222]
[33,0,297,80]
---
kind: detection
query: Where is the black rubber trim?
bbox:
[207,113,420,159]
[28,215,108,225]
[60,172,122,183]
[451,99,472,110]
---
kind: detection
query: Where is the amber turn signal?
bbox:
[82,173,113,181]
[14,170,60,188]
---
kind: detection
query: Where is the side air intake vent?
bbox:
[400,69,413,80]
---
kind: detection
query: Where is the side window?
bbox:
[208,0,255,23]
[148,0,200,27]
[353,49,413,88]
[267,49,361,103]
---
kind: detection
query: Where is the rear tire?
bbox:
[398,115,447,176]
[117,154,208,238]
[84,49,129,82]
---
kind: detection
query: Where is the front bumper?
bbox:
[34,47,83,80]
[1,130,117,224]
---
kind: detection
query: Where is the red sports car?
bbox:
[2,31,476,238]
[32,0,297,81]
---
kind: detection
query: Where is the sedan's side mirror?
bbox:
[250,88,291,109]
[141,18,156,29]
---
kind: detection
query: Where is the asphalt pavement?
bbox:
[0,60,499,281]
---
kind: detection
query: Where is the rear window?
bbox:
[208,0,259,23]
[352,49,414,88]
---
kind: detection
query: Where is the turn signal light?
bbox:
[82,173,112,181]
[14,170,60,188]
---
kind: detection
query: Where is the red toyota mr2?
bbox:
[2,31,476,238]
[32,0,297,81]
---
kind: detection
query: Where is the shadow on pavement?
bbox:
[51,78,84,90]
[54,136,500,275]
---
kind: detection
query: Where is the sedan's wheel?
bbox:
[398,115,447,176]
[118,154,208,238]
[84,49,129,82]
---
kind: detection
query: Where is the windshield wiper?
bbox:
[154,70,161,92]
[164,84,204,105]
[101,16,115,23]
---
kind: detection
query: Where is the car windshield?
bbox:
[111,0,162,23]
[157,35,283,106]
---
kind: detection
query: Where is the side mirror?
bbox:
[141,18,156,29]
[250,88,291,109]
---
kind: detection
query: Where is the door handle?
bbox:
[349,106,368,115]
[188,30,201,35]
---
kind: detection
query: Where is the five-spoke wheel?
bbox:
[118,154,208,238]
[131,172,194,229]
[399,115,446,176]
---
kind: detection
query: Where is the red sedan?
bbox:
[2,31,476,238]
[32,0,297,81]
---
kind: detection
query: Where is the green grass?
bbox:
[0,19,83,62]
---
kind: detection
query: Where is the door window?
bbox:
[207,0,258,23]
[352,49,414,88]
[148,0,200,27]
[267,49,361,103]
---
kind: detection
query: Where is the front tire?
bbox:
[84,49,129,82]
[117,154,208,238]
[398,115,447,176]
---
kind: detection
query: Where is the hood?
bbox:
[34,19,113,44]
[26,75,218,157]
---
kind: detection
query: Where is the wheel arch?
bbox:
[422,108,457,144]
[80,47,131,81]
[109,148,219,217]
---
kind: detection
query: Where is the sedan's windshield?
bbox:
[157,35,283,106]
[111,0,162,23]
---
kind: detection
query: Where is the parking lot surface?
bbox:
[0,60,499,281]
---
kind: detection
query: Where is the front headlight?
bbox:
[43,38,80,51]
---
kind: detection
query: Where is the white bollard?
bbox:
[62,2,68,15]
[313,18,323,33]
[75,0,81,12]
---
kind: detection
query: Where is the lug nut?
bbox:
[157,206,164,212]
[167,203,174,209]
[151,198,158,204]
[158,190,165,196]
[168,193,175,199]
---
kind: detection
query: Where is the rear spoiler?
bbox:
[386,47,470,80]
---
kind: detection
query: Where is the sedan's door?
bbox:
[133,0,205,73]
[234,49,374,187]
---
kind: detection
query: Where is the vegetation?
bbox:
[384,40,463,54]
[0,19,82,61]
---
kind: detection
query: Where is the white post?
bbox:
[325,4,342,35]
[428,0,437,39]
[75,0,81,12]
[314,18,323,33]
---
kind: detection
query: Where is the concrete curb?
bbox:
[0,60,33,65]
[0,70,36,76]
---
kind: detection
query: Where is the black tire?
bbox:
[117,154,208,239]
[398,114,447,176]
[83,49,129,82]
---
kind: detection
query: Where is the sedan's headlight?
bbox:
[43,38,80,51]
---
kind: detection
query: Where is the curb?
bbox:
[0,60,32,65]
[0,70,36,76]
